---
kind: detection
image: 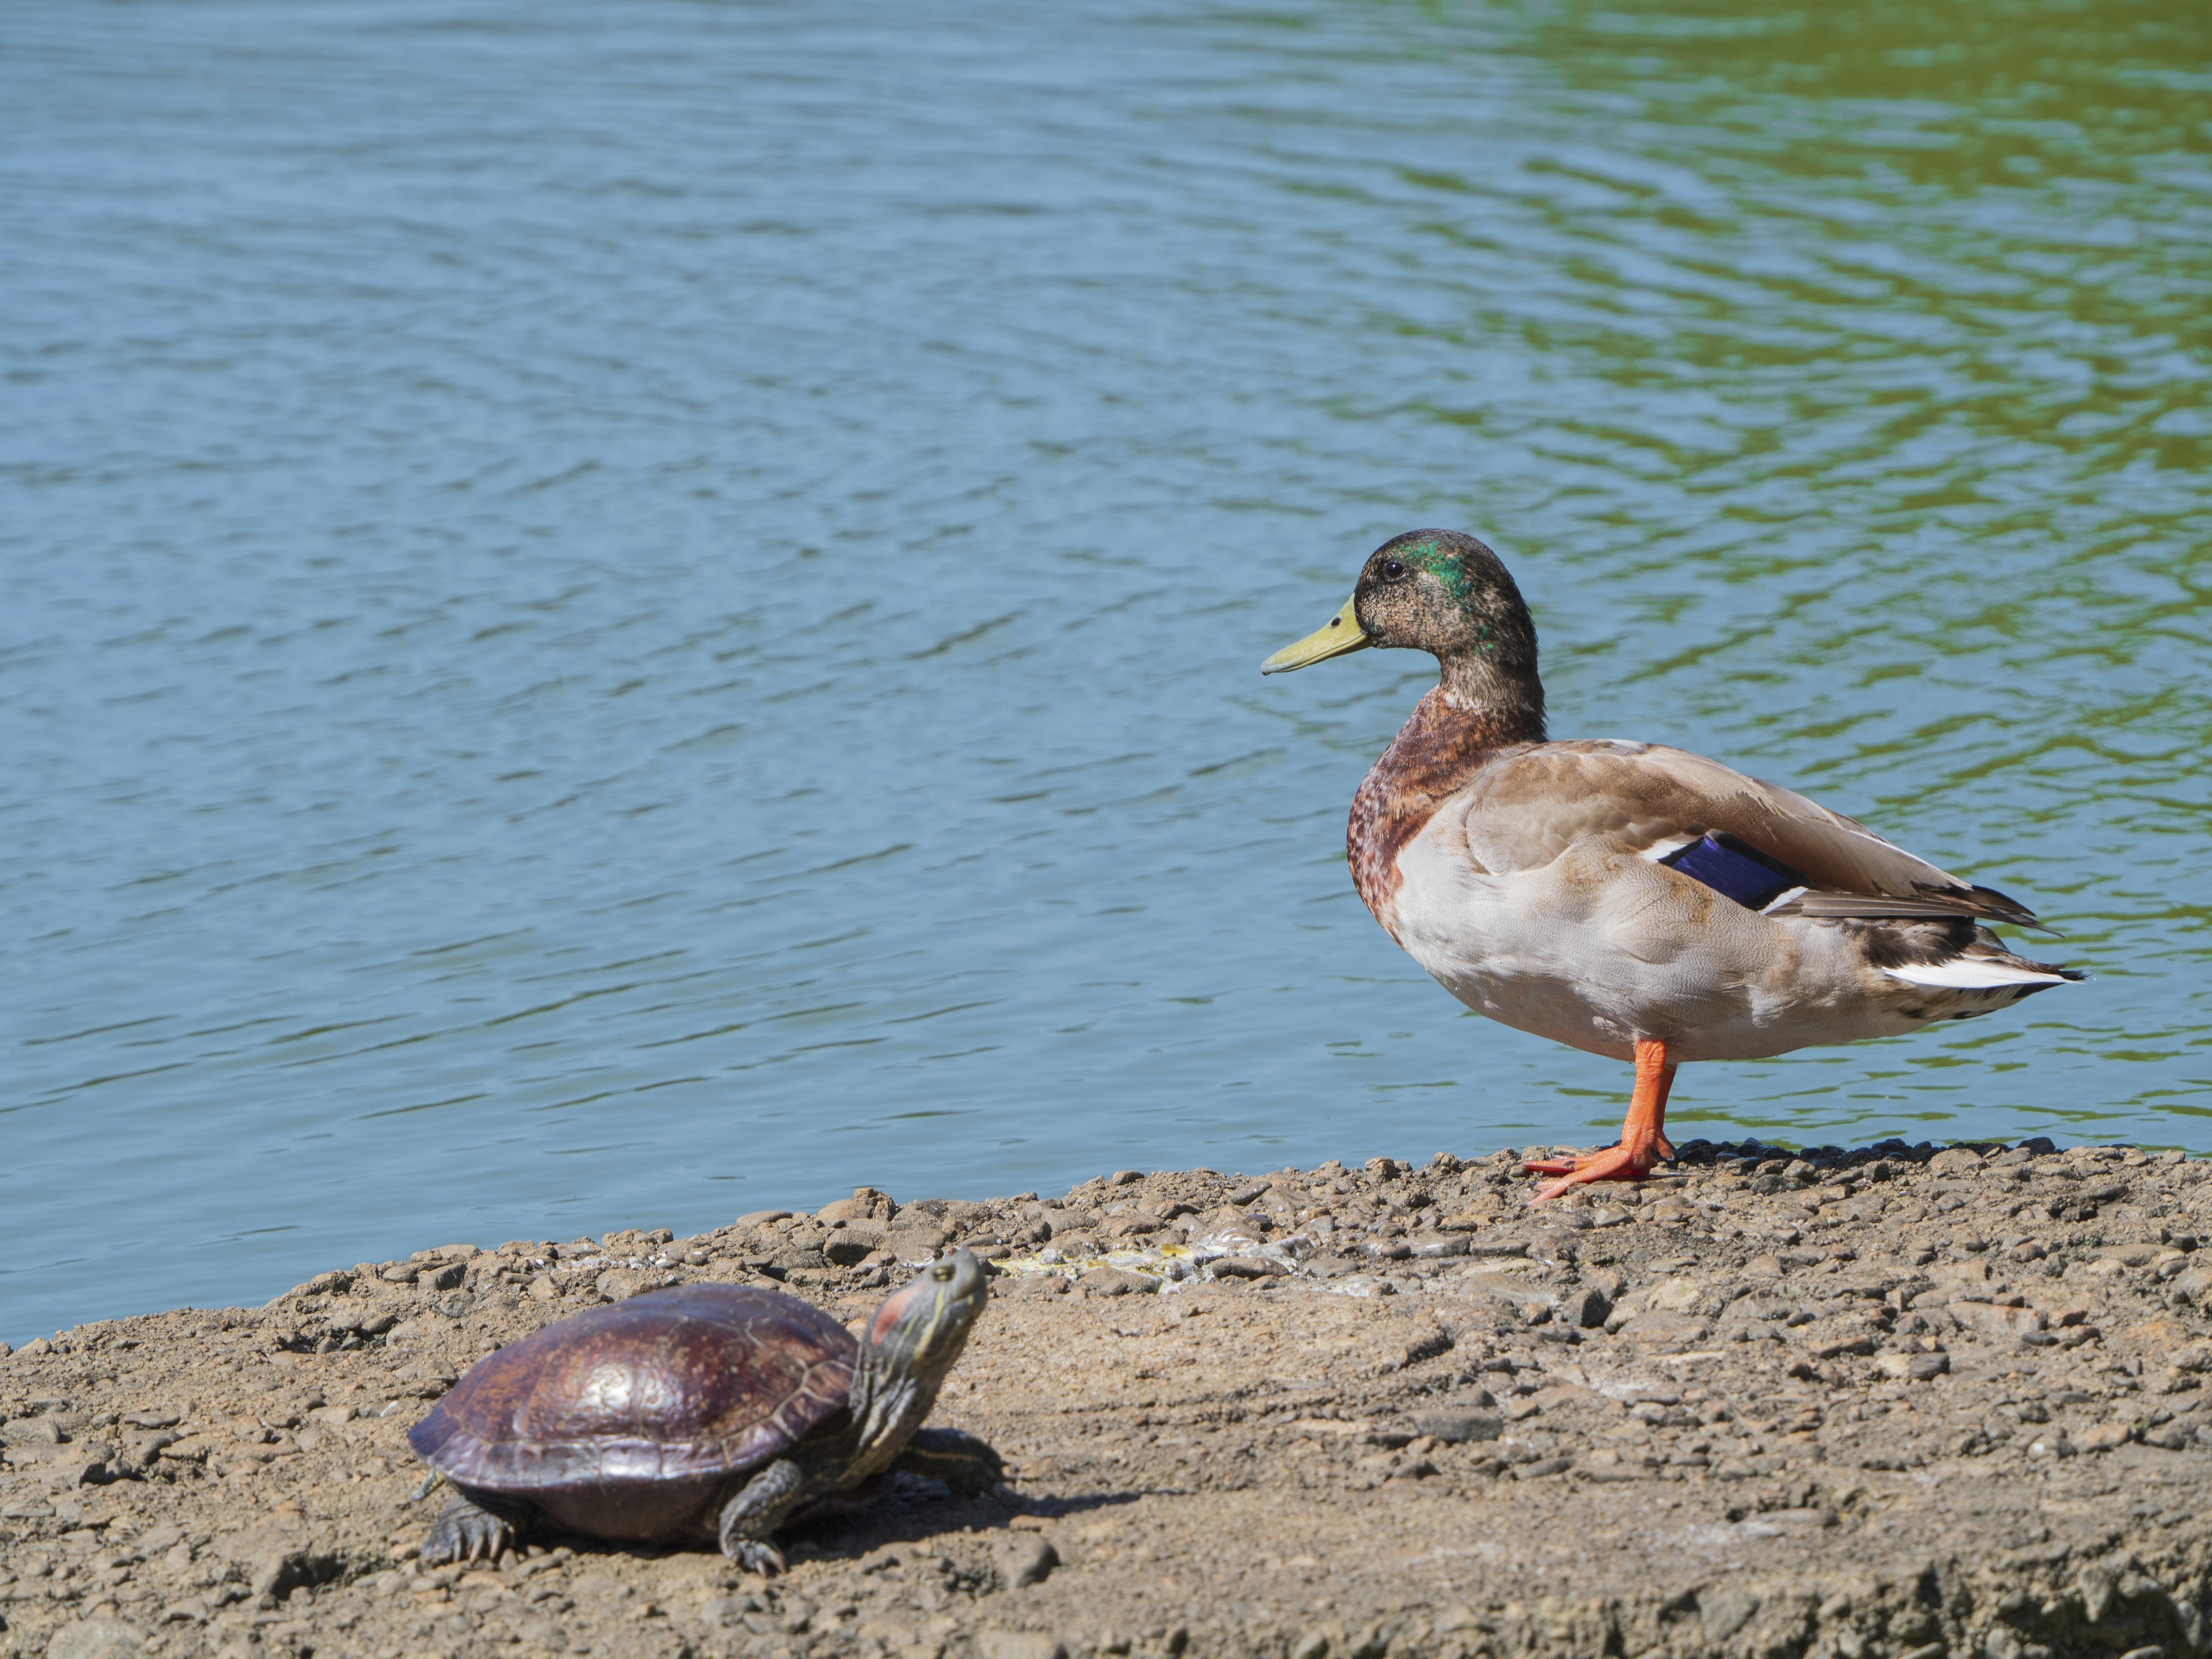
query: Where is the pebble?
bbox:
[1406,1234,1469,1259]
[978,1631,1067,1659]
[1078,1269,1158,1297]
[997,1535,1058,1589]
[1210,1257,1285,1281]
[1408,1408,1503,1444]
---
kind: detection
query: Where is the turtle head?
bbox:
[863,1247,987,1384]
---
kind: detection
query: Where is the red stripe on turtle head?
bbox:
[865,1248,987,1370]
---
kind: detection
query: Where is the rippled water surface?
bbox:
[5,0,2209,1342]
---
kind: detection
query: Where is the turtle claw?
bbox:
[422,1497,516,1566]
[725,1539,787,1576]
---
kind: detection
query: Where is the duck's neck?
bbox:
[1348,682,1544,925]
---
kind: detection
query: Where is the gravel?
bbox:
[3,1136,2211,1658]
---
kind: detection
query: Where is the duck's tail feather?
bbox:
[1881,957,2082,990]
[1771,883,2056,934]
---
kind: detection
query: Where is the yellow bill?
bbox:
[1260,594,1370,675]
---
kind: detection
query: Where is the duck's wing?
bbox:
[1459,739,2044,929]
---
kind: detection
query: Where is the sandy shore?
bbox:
[5,1135,2211,1659]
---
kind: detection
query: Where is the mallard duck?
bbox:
[1263,529,2081,1202]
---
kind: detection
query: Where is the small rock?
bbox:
[47,1450,118,1487]
[824,1225,885,1266]
[1291,1633,1331,1659]
[1564,1287,1612,1328]
[1948,1301,2046,1339]
[884,1221,951,1259]
[701,1594,756,1626]
[1078,1269,1158,1297]
[820,1188,896,1224]
[998,1535,1058,1589]
[43,1618,147,1659]
[1210,1256,1284,1280]
[1464,1239,1529,1259]
[1700,1587,1762,1641]
[978,1629,1067,1659]
[1409,1408,1503,1444]
[1810,1335,1877,1360]
[252,1547,338,1600]
[1876,1351,1950,1380]
[1619,1312,1712,1346]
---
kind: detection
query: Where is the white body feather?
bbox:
[1384,795,2057,1065]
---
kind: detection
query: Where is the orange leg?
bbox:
[1522,1038,1677,1202]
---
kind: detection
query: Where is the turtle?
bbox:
[407,1247,997,1571]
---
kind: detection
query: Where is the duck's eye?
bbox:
[1381,559,1407,580]
[932,1263,953,1282]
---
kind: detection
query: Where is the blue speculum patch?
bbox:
[1661,832,1809,912]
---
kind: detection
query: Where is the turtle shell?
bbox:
[409,1283,857,1494]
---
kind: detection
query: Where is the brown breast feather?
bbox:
[1348,688,1533,931]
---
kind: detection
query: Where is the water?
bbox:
[4,0,2208,1345]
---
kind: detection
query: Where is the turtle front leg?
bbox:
[717,1457,810,1575]
[422,1488,532,1566]
[893,1426,1004,1496]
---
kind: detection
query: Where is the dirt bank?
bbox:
[5,1134,2212,1659]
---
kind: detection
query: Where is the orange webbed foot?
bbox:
[1527,1143,1661,1203]
[1524,1037,1677,1204]
[1520,1155,1585,1176]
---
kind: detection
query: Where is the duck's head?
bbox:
[1262,529,1543,729]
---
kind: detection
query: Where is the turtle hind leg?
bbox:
[894,1426,1004,1496]
[717,1456,809,1575]
[422,1488,532,1566]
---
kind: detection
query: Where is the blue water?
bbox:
[5,0,2209,1345]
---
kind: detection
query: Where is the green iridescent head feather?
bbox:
[1261,528,1545,737]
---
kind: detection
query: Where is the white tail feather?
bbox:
[1883,959,2070,990]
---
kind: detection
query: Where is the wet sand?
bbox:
[5,1135,2210,1659]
